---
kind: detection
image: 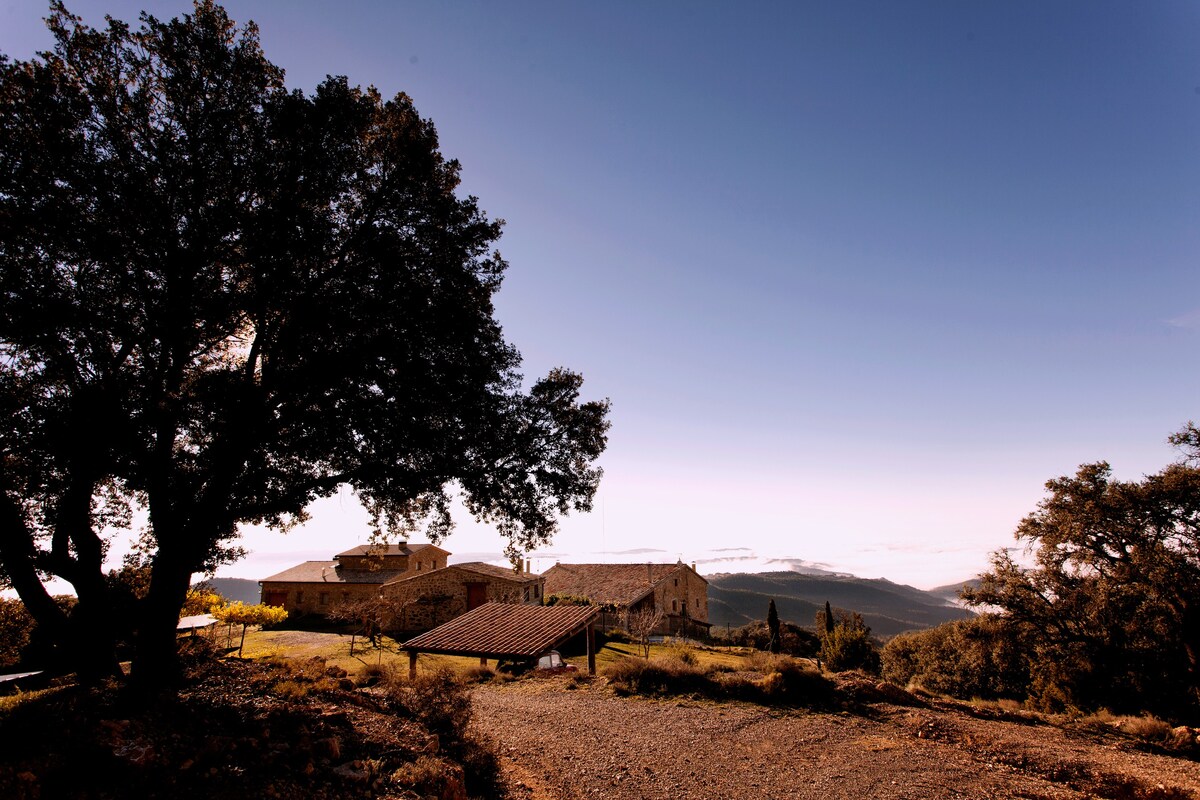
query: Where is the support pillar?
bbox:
[586,622,596,675]
[408,650,417,681]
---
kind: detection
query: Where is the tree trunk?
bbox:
[129,547,192,694]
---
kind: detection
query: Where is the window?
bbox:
[416,561,422,571]
[534,585,540,599]
[672,599,678,611]
[523,587,530,601]
[695,598,700,607]
[295,591,304,605]
[673,578,678,587]
[319,592,328,606]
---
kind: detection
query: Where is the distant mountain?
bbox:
[706,571,972,639]
[201,577,262,605]
[927,578,982,605]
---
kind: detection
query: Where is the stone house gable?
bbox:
[381,562,544,633]
[541,561,709,636]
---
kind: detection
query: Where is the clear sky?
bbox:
[3,1,1198,589]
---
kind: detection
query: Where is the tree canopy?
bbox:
[0,1,608,687]
[963,432,1200,716]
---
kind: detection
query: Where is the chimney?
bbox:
[691,562,697,572]
[646,563,653,584]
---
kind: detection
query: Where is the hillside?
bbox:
[706,571,972,638]
[203,577,262,605]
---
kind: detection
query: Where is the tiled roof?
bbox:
[401,602,598,658]
[334,542,445,558]
[383,561,541,589]
[260,561,404,585]
[541,562,704,606]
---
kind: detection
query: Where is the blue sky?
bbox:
[3,1,1198,588]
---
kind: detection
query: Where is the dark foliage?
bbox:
[712,619,820,657]
[819,611,881,674]
[881,614,1029,700]
[962,442,1200,719]
[766,598,781,654]
[0,1,608,688]
[0,646,505,799]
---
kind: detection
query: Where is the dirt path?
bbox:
[470,677,1200,800]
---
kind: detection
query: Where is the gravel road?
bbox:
[470,676,1200,800]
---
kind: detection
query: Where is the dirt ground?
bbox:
[471,676,1200,800]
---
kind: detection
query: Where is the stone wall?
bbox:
[259,580,387,617]
[383,567,544,633]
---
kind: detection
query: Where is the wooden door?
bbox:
[466,583,487,611]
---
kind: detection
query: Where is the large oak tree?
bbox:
[0,1,609,688]
[964,437,1200,715]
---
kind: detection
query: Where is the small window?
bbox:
[695,598,699,607]
[416,561,422,571]
[523,587,530,601]
[673,578,678,587]
[534,585,540,599]
[319,592,329,606]
[295,591,304,605]
[672,599,678,611]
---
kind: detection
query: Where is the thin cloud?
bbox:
[1168,309,1200,329]
[598,547,668,555]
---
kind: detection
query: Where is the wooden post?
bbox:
[587,622,596,675]
[480,656,488,667]
[408,650,417,681]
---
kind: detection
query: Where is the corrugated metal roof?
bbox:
[401,603,598,658]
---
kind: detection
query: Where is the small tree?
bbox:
[181,587,228,617]
[820,611,880,674]
[212,602,288,657]
[766,599,781,654]
[627,606,664,659]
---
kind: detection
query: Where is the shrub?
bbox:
[714,621,820,657]
[881,615,1030,701]
[0,599,33,670]
[462,664,500,683]
[389,668,473,743]
[604,655,713,697]
[744,656,835,706]
[820,612,880,674]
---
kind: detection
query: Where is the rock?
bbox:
[333,761,370,782]
[315,736,341,759]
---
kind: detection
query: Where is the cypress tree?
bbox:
[767,599,781,654]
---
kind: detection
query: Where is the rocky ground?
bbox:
[473,675,1200,800]
[0,643,498,800]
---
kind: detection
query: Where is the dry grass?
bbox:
[1079,709,1175,741]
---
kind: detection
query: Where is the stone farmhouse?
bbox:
[541,561,710,637]
[259,542,543,633]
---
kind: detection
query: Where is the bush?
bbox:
[388,668,473,743]
[820,612,880,674]
[604,655,713,697]
[882,615,1028,701]
[0,599,33,670]
[604,653,835,708]
[714,620,820,657]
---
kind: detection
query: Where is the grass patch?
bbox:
[604,653,835,708]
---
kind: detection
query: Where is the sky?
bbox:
[2,1,1198,590]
